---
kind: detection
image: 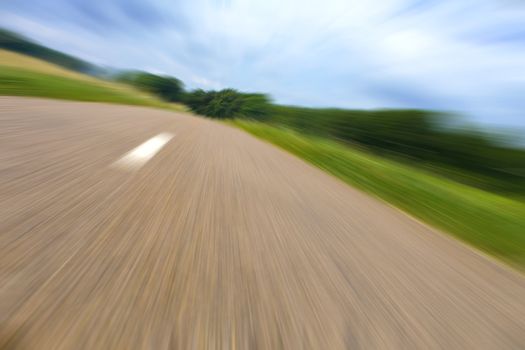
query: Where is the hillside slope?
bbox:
[0,28,101,75]
[0,49,186,112]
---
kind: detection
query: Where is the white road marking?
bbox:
[112,132,174,170]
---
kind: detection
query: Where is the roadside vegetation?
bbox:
[184,89,271,119]
[264,106,525,198]
[0,50,187,112]
[116,71,185,103]
[233,120,525,269]
[181,89,525,199]
[1,28,524,268]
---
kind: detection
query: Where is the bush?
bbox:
[184,88,271,119]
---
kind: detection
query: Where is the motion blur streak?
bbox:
[112,132,174,170]
[1,97,524,349]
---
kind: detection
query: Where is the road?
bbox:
[0,97,524,349]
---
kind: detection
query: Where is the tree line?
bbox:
[116,70,525,195]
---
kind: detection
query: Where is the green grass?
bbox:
[0,52,187,112]
[232,120,525,270]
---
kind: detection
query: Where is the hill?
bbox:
[0,28,103,75]
[0,49,186,112]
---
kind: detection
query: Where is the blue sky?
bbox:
[1,0,525,127]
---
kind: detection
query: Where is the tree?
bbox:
[184,89,271,119]
[117,71,184,102]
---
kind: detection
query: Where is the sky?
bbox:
[1,0,525,127]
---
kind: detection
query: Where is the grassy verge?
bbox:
[0,50,187,112]
[232,120,525,270]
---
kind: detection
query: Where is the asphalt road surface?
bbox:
[1,97,524,349]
